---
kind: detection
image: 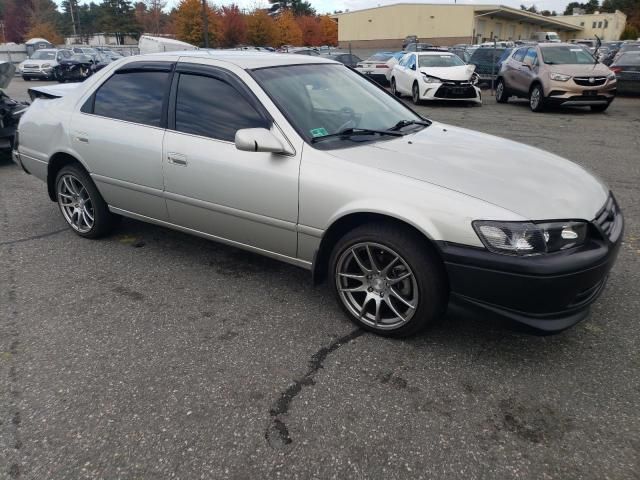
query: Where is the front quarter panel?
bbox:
[297,144,523,263]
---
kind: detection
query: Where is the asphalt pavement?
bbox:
[1,78,639,479]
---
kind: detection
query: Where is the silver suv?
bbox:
[13,52,623,336]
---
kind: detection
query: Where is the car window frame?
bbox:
[167,63,273,143]
[513,47,527,62]
[524,47,539,66]
[80,61,175,129]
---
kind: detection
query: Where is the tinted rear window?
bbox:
[93,71,170,127]
[618,53,640,65]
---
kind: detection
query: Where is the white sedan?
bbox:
[390,51,482,105]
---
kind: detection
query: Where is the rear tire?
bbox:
[529,83,546,112]
[22,76,31,81]
[329,223,448,337]
[55,164,118,239]
[495,78,508,103]
[590,103,611,112]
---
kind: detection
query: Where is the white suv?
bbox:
[20,49,73,81]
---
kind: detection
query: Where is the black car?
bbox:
[53,54,111,83]
[468,46,507,85]
[325,53,362,68]
[0,62,29,151]
[610,51,640,95]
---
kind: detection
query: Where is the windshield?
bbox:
[418,54,465,67]
[31,50,56,60]
[252,64,425,147]
[541,46,596,64]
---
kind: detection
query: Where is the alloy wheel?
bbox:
[335,242,419,330]
[496,82,504,101]
[530,87,541,110]
[57,174,95,233]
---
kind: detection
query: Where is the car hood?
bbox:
[326,122,608,220]
[23,59,56,66]
[0,62,15,89]
[552,62,612,76]
[419,64,475,81]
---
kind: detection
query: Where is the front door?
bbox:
[162,65,300,257]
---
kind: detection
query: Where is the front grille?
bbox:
[23,65,40,71]
[574,76,607,86]
[593,195,622,242]
[434,81,476,99]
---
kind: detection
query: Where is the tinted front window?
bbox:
[93,71,170,127]
[541,46,595,64]
[513,49,527,62]
[175,74,267,142]
[418,54,465,67]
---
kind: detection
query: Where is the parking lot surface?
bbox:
[1,78,639,479]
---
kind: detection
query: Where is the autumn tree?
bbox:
[173,0,220,47]
[2,0,29,42]
[220,4,247,47]
[25,21,63,44]
[318,15,337,46]
[245,9,278,46]
[296,15,322,45]
[275,9,302,46]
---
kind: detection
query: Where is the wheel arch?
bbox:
[311,211,446,285]
[47,151,90,201]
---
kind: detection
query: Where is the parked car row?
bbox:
[17,46,121,82]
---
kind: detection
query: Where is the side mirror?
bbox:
[410,64,416,71]
[235,128,285,153]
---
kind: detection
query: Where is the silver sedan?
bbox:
[14,51,623,336]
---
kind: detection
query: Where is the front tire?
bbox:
[22,76,31,81]
[391,78,401,97]
[55,164,118,239]
[529,83,546,112]
[329,223,448,337]
[412,82,421,105]
[495,78,508,103]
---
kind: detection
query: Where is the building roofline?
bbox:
[332,3,583,31]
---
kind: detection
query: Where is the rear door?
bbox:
[70,60,174,220]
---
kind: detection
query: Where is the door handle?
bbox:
[168,153,187,166]
[74,132,89,143]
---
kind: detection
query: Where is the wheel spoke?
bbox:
[58,192,74,200]
[380,255,399,276]
[351,248,371,274]
[374,297,382,326]
[358,295,372,319]
[339,284,367,293]
[83,206,94,222]
[383,295,406,321]
[63,176,76,195]
[338,272,365,282]
[389,287,416,310]
[365,245,379,273]
[81,210,92,228]
[388,271,412,285]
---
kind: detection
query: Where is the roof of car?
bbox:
[142,50,337,69]
[413,51,456,56]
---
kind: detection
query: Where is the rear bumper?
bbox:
[437,215,623,333]
[22,71,53,79]
[362,73,389,85]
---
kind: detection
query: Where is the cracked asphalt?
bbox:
[1,78,640,479]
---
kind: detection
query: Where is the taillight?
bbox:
[376,64,389,68]
[609,67,622,74]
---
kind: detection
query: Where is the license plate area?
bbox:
[584,90,598,96]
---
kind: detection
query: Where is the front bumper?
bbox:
[420,82,482,103]
[438,200,623,332]
[22,70,54,79]
[546,78,617,106]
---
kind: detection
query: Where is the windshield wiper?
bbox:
[310,128,403,143]
[387,119,431,131]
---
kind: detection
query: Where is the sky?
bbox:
[53,0,574,16]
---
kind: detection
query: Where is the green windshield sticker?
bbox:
[310,127,329,137]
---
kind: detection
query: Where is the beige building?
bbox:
[556,10,627,41]
[332,3,601,49]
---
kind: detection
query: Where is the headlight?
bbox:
[607,72,616,80]
[473,220,588,256]
[41,63,51,68]
[421,73,439,83]
[549,72,571,82]
[471,72,479,85]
